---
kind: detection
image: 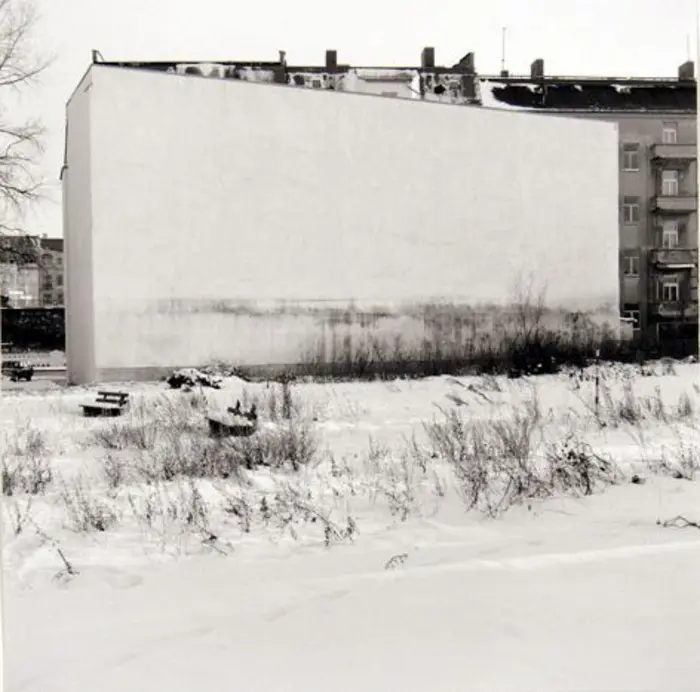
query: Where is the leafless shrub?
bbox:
[60,476,119,533]
[100,452,128,490]
[219,484,254,533]
[127,478,224,553]
[652,429,700,481]
[377,450,418,521]
[89,417,158,452]
[4,496,32,535]
[30,517,79,581]
[2,424,52,496]
[3,420,48,458]
[267,481,357,547]
[135,432,238,483]
[424,399,592,516]
[88,396,206,454]
[223,422,319,472]
[592,380,694,428]
[676,392,694,419]
[544,432,619,496]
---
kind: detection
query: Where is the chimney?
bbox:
[455,52,476,74]
[530,58,544,79]
[421,47,435,69]
[461,74,477,99]
[678,60,695,80]
[278,50,287,66]
[326,50,338,71]
[500,69,509,77]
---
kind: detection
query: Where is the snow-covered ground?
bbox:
[2,362,700,691]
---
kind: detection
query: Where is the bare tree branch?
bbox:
[0,0,51,237]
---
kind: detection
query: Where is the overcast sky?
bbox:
[10,0,700,238]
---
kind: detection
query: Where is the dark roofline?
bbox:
[97,59,697,83]
[480,74,697,87]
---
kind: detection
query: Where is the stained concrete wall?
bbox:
[64,64,620,383]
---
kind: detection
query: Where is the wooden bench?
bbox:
[81,390,130,417]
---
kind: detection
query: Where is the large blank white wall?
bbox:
[66,65,620,381]
[63,71,96,384]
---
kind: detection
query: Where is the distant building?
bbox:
[476,58,697,358]
[38,238,65,308]
[0,235,64,308]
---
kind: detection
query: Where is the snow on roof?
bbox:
[351,68,416,82]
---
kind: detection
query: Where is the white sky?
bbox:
[10,0,700,238]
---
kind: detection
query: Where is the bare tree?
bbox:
[0,0,50,263]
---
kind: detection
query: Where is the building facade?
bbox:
[61,63,619,384]
[93,50,697,356]
[0,262,40,307]
[38,238,65,308]
[0,235,64,308]
[478,61,697,357]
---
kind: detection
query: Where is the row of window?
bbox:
[621,122,680,171]
[623,278,683,301]
[622,172,683,223]
[622,220,684,263]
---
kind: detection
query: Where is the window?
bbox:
[622,309,641,329]
[311,79,322,89]
[56,291,64,305]
[622,196,640,224]
[622,143,640,171]
[661,169,679,196]
[623,255,640,276]
[662,219,679,248]
[661,281,680,302]
[56,274,63,287]
[662,122,678,144]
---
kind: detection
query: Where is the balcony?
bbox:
[650,248,698,269]
[649,194,698,214]
[651,143,697,162]
[648,301,698,319]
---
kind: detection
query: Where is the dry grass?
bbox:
[424,398,619,516]
[1,422,52,496]
[2,358,698,565]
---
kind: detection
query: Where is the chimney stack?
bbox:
[530,58,544,79]
[500,69,509,77]
[326,50,338,71]
[678,60,695,80]
[421,47,435,69]
[454,52,476,74]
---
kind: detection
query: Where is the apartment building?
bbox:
[38,237,65,307]
[0,235,64,307]
[92,50,698,355]
[477,59,697,357]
